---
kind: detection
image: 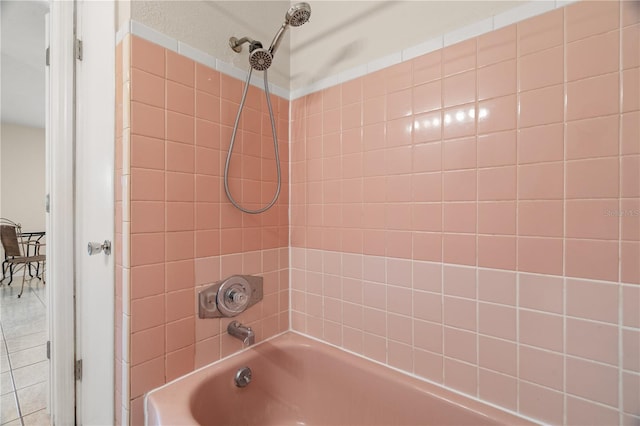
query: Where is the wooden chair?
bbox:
[0,222,46,298]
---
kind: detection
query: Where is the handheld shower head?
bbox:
[286,2,311,27]
[269,2,311,56]
[249,48,273,71]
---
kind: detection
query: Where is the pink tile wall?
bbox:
[291,1,639,424]
[117,36,290,425]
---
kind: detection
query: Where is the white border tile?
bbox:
[130,21,177,52]
[444,17,494,47]
[402,36,444,61]
[493,0,556,29]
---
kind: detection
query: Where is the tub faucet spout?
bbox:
[228,321,255,346]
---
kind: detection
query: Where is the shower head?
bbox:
[269,2,312,56]
[286,2,311,27]
[249,48,273,71]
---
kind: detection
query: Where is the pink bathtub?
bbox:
[146,332,533,425]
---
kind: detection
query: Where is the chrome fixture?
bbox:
[87,240,111,256]
[228,321,255,346]
[198,275,263,318]
[224,2,311,214]
[234,366,252,387]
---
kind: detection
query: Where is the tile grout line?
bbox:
[0,321,25,426]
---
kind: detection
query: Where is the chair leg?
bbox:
[18,269,26,298]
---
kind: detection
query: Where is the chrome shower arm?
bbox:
[268,23,288,56]
[229,36,256,53]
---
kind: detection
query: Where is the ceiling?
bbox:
[1,0,49,129]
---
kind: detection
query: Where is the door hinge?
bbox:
[46,341,50,360]
[75,359,83,381]
[74,38,83,61]
[45,46,50,66]
[45,194,50,213]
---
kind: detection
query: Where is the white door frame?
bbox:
[48,1,77,424]
[47,0,116,424]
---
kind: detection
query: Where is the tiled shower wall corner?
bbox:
[290,1,639,425]
[115,35,290,425]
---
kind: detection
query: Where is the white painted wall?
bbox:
[289,0,523,90]
[128,1,291,88]
[0,123,46,232]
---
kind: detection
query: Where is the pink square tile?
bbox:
[443,169,476,201]
[412,172,442,202]
[477,235,516,270]
[444,326,477,363]
[567,115,619,160]
[414,319,443,354]
[518,9,563,56]
[387,313,412,344]
[412,203,442,232]
[412,232,442,262]
[195,119,220,149]
[443,137,476,171]
[166,81,195,116]
[566,157,619,199]
[130,357,165,398]
[131,264,165,300]
[623,329,640,372]
[518,162,564,200]
[195,64,220,96]
[519,84,563,128]
[478,95,517,134]
[443,202,476,233]
[131,101,165,139]
[413,111,443,143]
[342,79,362,105]
[414,349,443,383]
[363,96,385,125]
[166,142,195,173]
[478,60,516,101]
[518,124,564,164]
[443,297,476,332]
[386,118,412,147]
[444,358,478,398]
[131,201,165,234]
[442,234,476,266]
[519,345,564,390]
[478,369,517,411]
[567,30,619,82]
[519,46,563,92]
[413,80,442,114]
[443,39,476,76]
[131,294,165,333]
[623,67,640,112]
[166,345,195,382]
[567,278,619,323]
[478,302,516,340]
[621,241,640,284]
[519,309,563,351]
[387,89,412,120]
[413,290,442,323]
[341,103,362,130]
[166,50,194,87]
[443,264,476,298]
[167,111,195,145]
[387,258,412,287]
[567,72,619,121]
[387,340,413,372]
[130,233,165,267]
[621,198,640,241]
[322,108,340,135]
[385,61,413,94]
[566,0,619,42]
[166,231,194,262]
[519,381,564,425]
[478,25,516,67]
[131,325,165,366]
[220,74,242,103]
[131,36,165,77]
[166,316,195,353]
[413,50,442,85]
[166,202,194,233]
[322,86,341,111]
[477,166,516,201]
[519,273,563,314]
[478,269,516,306]
[567,396,620,426]
[566,239,619,282]
[131,68,165,108]
[622,155,640,197]
[443,104,476,139]
[623,0,640,27]
[623,371,640,417]
[131,135,165,170]
[623,24,639,69]
[363,70,387,100]
[444,70,475,108]
[196,92,220,123]
[567,318,618,365]
[566,357,618,407]
[478,201,516,235]
[166,259,195,293]
[518,236,563,275]
[479,335,517,376]
[566,199,619,240]
[477,131,516,168]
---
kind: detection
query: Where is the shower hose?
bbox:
[224,68,281,214]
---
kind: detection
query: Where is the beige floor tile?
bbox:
[12,361,47,391]
[9,345,46,370]
[0,372,14,396]
[0,355,9,374]
[22,408,50,426]
[17,381,46,416]
[4,332,47,354]
[0,392,19,424]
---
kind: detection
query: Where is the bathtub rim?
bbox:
[144,330,541,426]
